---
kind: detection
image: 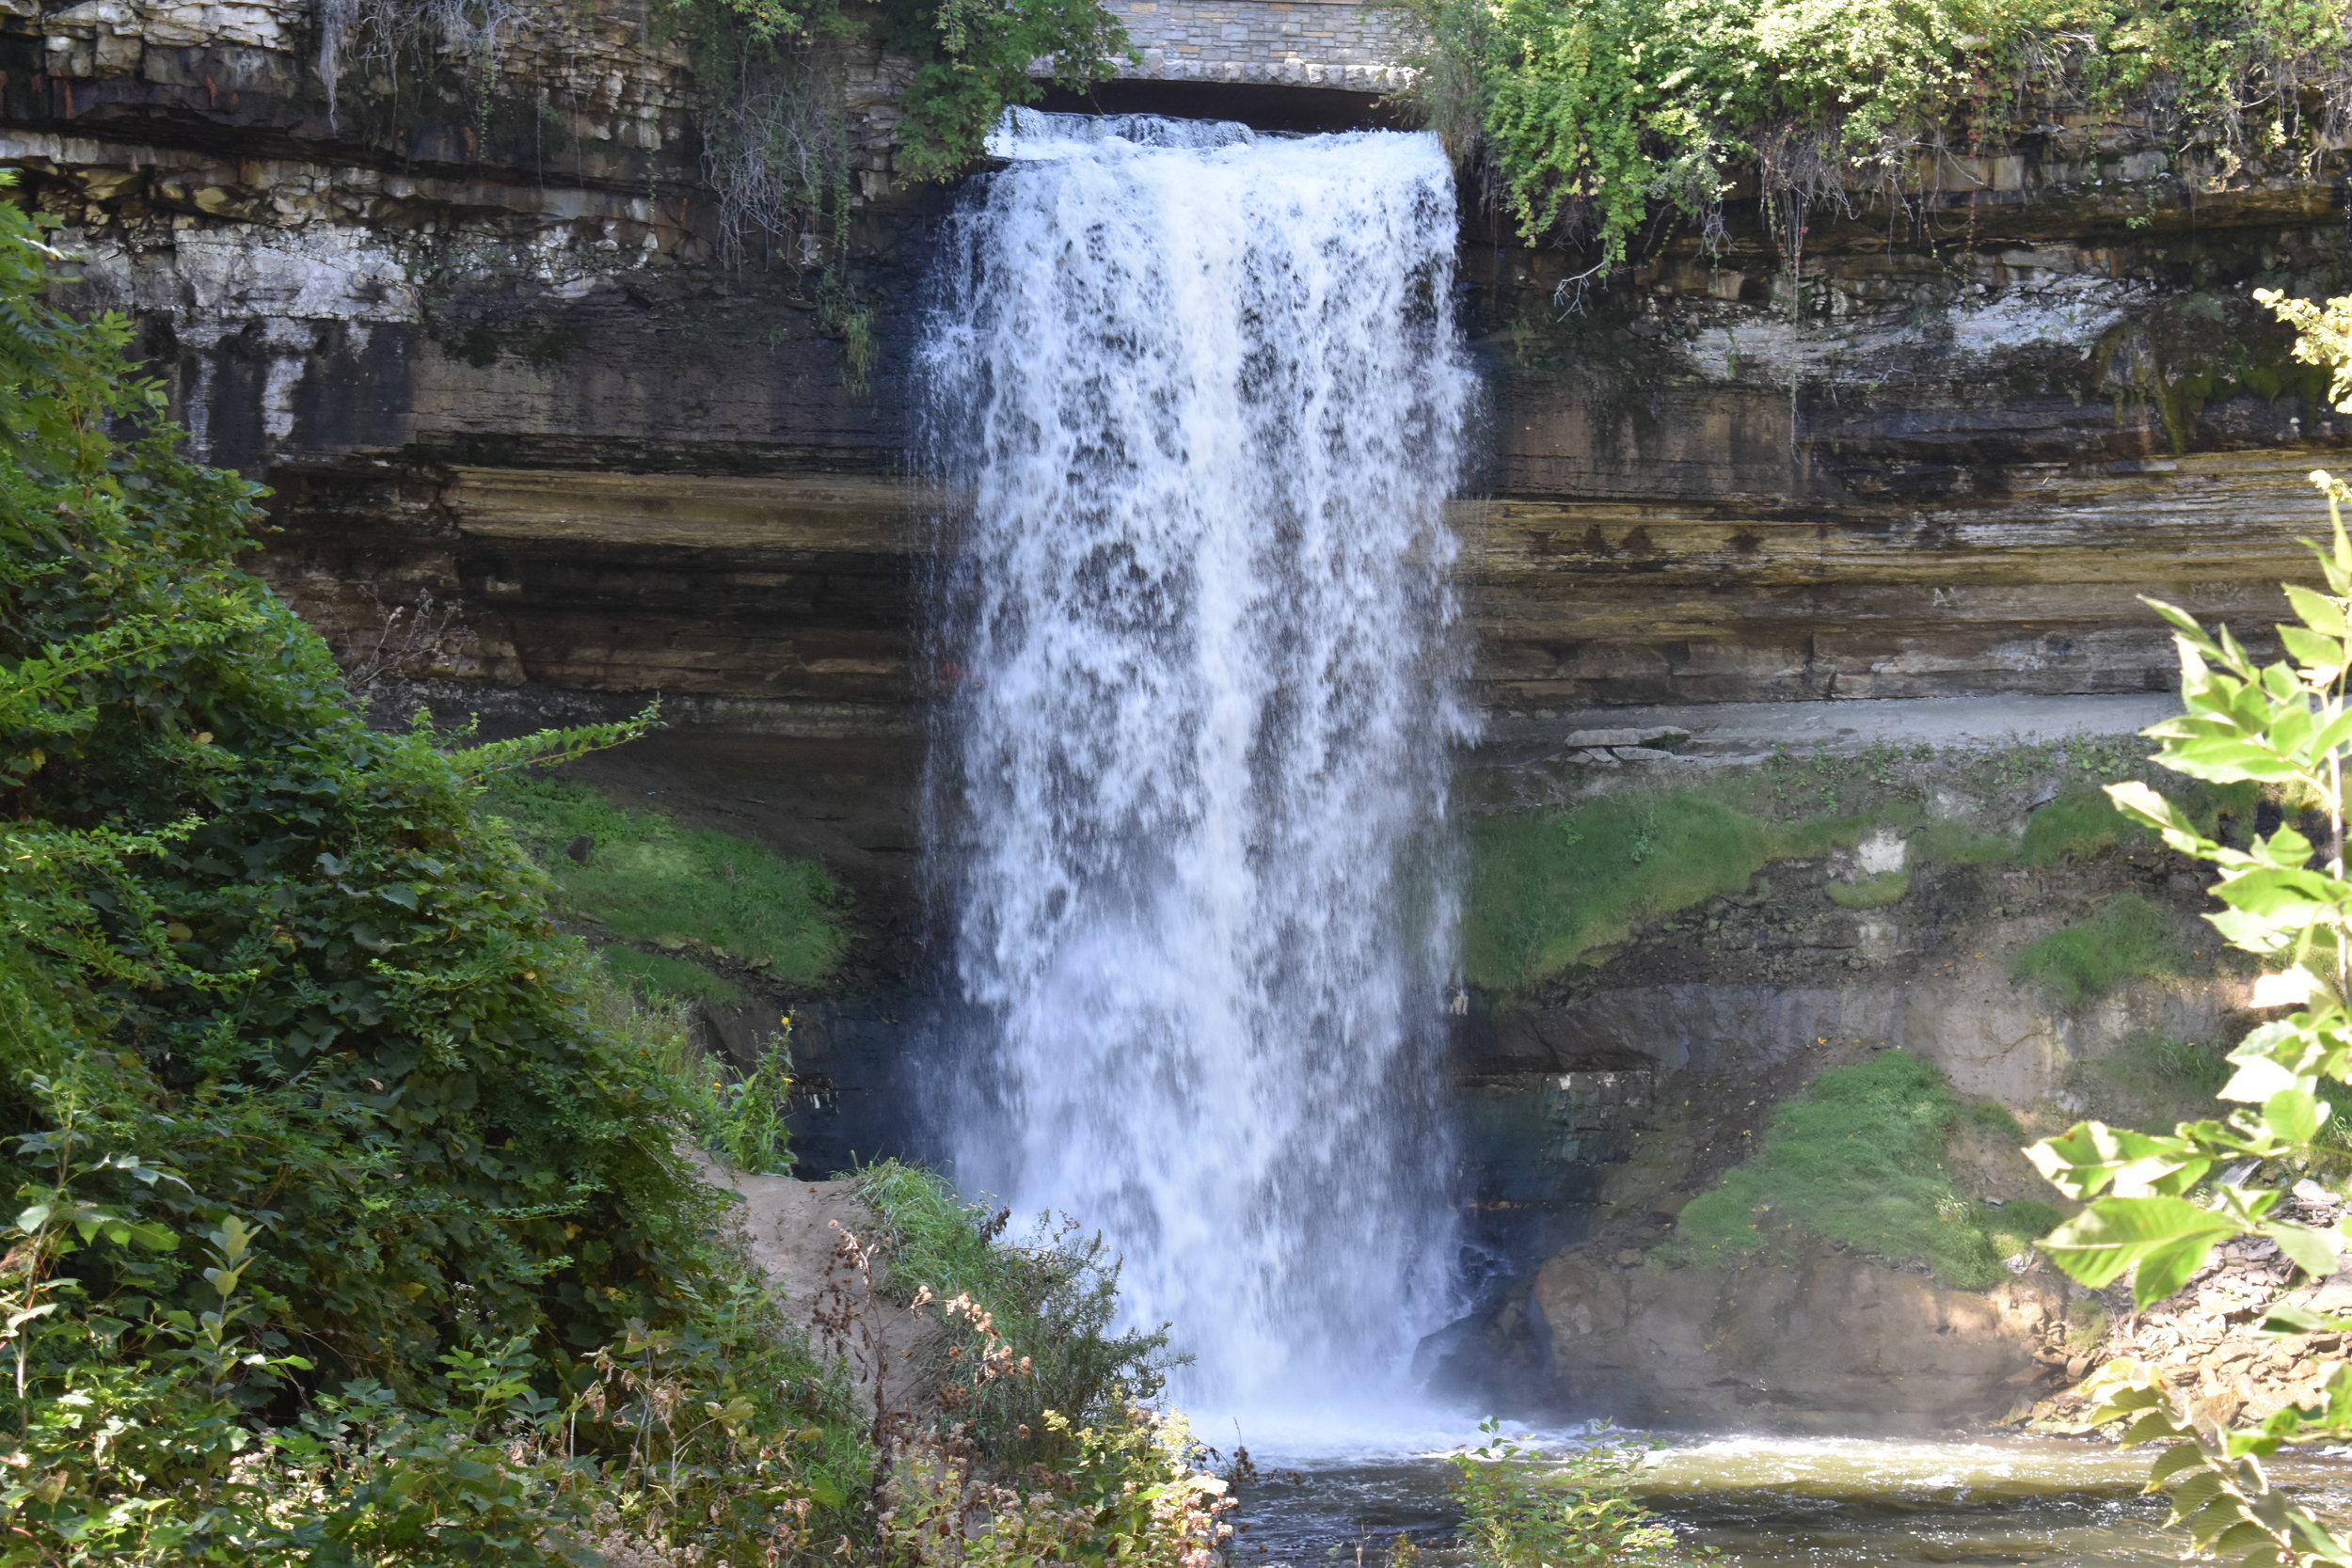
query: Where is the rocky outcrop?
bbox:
[2,0,2346,742]
[1526,1247,2063,1433]
[2025,1190,2352,1434]
[1445,727,2278,1427]
[702,1162,945,1415]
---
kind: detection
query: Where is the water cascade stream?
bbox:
[919,110,1474,1427]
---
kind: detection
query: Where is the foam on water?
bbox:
[918,109,1475,1431]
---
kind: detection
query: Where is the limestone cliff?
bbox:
[1,0,2345,750]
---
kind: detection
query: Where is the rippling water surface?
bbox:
[1226,1433,2352,1568]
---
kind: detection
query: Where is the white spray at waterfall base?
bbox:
[920,110,1475,1434]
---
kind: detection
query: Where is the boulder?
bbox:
[1530,1245,2062,1433]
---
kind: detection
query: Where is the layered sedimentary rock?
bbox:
[3,0,2345,741]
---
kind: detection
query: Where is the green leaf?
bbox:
[2170,1468,2229,1517]
[2262,1088,2327,1146]
[2150,1441,2211,1485]
[2258,1302,2352,1336]
[2310,706,2352,758]
[2280,624,2345,673]
[2265,1221,2340,1277]
[2122,1407,2191,1444]
[2285,584,2350,638]
[2224,1053,2312,1104]
[2145,597,2224,654]
[2040,1196,2236,1292]
[2169,739,2306,782]
[2136,1234,2225,1309]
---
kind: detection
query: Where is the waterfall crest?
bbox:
[920,109,1474,1426]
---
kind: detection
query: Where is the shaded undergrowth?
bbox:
[853,1161,1174,1467]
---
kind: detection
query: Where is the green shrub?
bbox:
[1447,1420,1685,1568]
[584,968,796,1175]
[854,1161,1172,1466]
[0,181,861,1562]
[1668,1051,2020,1288]
[1412,0,2352,270]
[2010,890,2185,1005]
[483,772,848,986]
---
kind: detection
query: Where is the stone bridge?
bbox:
[1104,0,1420,95]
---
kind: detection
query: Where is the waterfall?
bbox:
[919,109,1474,1428]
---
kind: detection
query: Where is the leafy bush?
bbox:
[854,1161,1172,1465]
[1413,0,2352,270]
[2010,890,2186,1005]
[1668,1051,2046,1288]
[674,0,1128,190]
[0,178,877,1561]
[1447,1420,1685,1568]
[483,771,848,987]
[876,1402,1232,1568]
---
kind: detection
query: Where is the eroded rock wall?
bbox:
[5,0,2348,747]
[1442,731,2275,1430]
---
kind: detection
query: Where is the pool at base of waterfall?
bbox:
[1225,1433,2352,1568]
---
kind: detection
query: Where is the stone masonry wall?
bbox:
[1110,0,1419,91]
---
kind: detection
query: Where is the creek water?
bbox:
[918,109,1474,1427]
[1227,1433,2352,1568]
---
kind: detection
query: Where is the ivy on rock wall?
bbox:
[1413,0,2352,271]
[674,0,1126,187]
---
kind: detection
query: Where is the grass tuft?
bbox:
[603,943,747,1006]
[2020,784,2141,865]
[1465,792,1774,988]
[484,774,849,986]
[1666,1051,2051,1289]
[2010,890,2185,1006]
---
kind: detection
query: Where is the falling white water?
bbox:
[920,109,1475,1431]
